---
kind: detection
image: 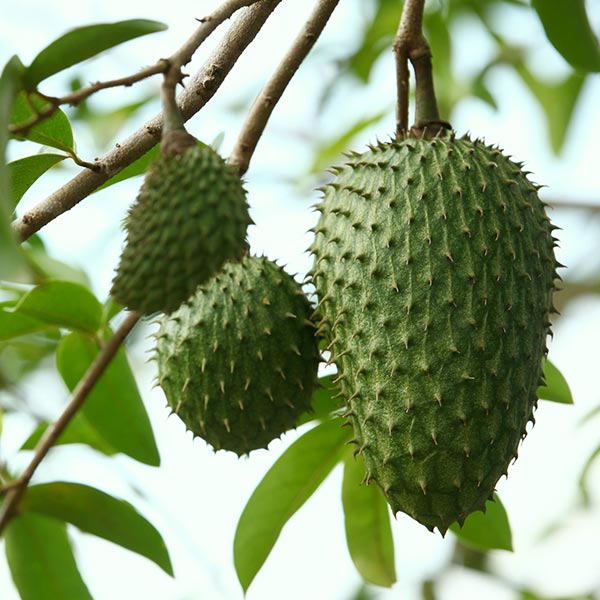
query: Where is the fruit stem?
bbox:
[161,65,186,134]
[160,65,197,156]
[394,0,450,137]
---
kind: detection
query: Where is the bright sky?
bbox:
[1,2,600,600]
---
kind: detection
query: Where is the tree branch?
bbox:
[9,0,264,138]
[12,0,283,243]
[228,0,341,176]
[0,312,141,534]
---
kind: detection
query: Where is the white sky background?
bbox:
[1,1,600,599]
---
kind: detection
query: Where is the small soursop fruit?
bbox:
[156,255,320,455]
[111,130,252,315]
[310,134,559,533]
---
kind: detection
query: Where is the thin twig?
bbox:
[0,312,141,534]
[9,0,263,137]
[228,0,341,176]
[12,0,283,243]
[9,64,167,137]
[546,199,600,212]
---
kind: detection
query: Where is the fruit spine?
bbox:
[156,255,320,456]
[310,134,558,533]
[111,130,252,315]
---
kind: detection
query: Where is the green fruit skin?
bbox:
[111,143,252,315]
[156,256,320,456]
[310,135,559,534]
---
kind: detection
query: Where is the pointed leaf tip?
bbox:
[234,419,350,592]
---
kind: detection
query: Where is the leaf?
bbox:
[538,360,573,405]
[515,65,586,154]
[0,330,61,385]
[532,0,600,72]
[234,419,351,592]
[24,240,91,288]
[342,452,396,587]
[84,94,157,149]
[96,145,159,191]
[15,280,103,334]
[21,417,117,456]
[0,302,48,340]
[578,442,600,506]
[296,375,341,426]
[56,331,160,466]
[450,493,513,552]
[24,19,168,88]
[4,511,93,600]
[23,482,173,575]
[347,0,398,82]
[10,92,74,153]
[0,56,30,281]
[310,111,388,174]
[102,297,124,326]
[7,153,66,211]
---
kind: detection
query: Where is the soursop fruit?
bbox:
[111,130,252,315]
[156,255,320,455]
[310,134,558,533]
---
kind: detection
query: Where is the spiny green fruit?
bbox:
[111,130,252,315]
[156,255,320,455]
[310,134,559,534]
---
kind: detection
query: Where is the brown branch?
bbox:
[546,199,600,212]
[11,0,283,242]
[0,312,141,534]
[9,0,264,138]
[393,0,448,137]
[228,0,341,176]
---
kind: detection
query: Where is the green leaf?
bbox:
[310,111,388,174]
[83,94,157,149]
[0,302,48,340]
[347,0,398,82]
[15,280,103,334]
[538,360,573,404]
[296,375,341,426]
[21,417,117,456]
[56,331,160,466]
[102,296,124,326]
[515,65,586,154]
[0,330,61,385]
[96,145,159,191]
[23,482,173,575]
[10,92,74,153]
[0,56,30,281]
[578,442,600,506]
[532,0,600,72]
[24,19,168,88]
[450,493,513,552]
[7,153,66,211]
[234,419,351,592]
[342,453,396,587]
[23,239,91,288]
[4,512,93,600]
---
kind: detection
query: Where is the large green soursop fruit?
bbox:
[310,135,558,533]
[111,133,252,315]
[156,256,320,455]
